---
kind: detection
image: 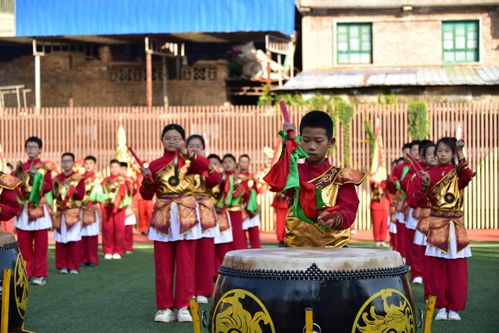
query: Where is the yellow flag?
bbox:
[116,118,129,163]
[369,118,387,184]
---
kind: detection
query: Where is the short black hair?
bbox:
[110,159,120,165]
[239,154,250,161]
[436,137,457,153]
[410,140,421,149]
[161,123,185,140]
[402,143,411,150]
[25,136,43,149]
[61,152,75,161]
[396,157,405,164]
[119,162,128,168]
[186,134,205,149]
[222,154,236,163]
[6,162,13,169]
[208,154,222,163]
[84,155,97,163]
[421,142,436,158]
[418,140,433,151]
[299,110,334,139]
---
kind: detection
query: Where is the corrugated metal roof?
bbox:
[278,66,499,90]
[15,0,295,37]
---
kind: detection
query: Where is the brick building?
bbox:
[0,0,295,107]
[279,0,499,102]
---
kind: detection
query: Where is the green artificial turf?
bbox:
[23,242,499,332]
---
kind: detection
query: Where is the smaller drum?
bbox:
[0,232,29,332]
[211,248,415,333]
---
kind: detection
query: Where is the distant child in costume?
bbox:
[52,152,85,274]
[272,192,288,246]
[101,159,129,260]
[14,136,53,286]
[120,162,137,254]
[208,154,233,275]
[219,154,250,250]
[265,111,365,247]
[412,137,473,321]
[238,154,261,248]
[0,171,22,223]
[369,180,390,247]
[186,135,221,304]
[80,156,104,267]
[140,124,213,323]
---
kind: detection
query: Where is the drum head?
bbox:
[0,232,17,247]
[222,248,403,272]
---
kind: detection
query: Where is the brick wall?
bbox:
[0,51,228,107]
[301,7,499,70]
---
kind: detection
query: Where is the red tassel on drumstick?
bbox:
[128,146,154,183]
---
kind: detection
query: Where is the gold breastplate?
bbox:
[84,177,101,201]
[19,165,47,198]
[155,160,192,196]
[429,169,464,212]
[188,174,210,196]
[53,176,82,209]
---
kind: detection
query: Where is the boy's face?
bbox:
[110,163,121,176]
[424,146,437,167]
[238,157,250,172]
[436,143,453,165]
[223,158,237,172]
[209,158,221,169]
[25,141,42,160]
[61,156,74,173]
[120,166,127,176]
[402,148,410,160]
[84,159,96,173]
[300,127,335,164]
[187,138,204,156]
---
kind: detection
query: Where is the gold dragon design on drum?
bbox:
[352,288,415,333]
[14,254,29,319]
[212,289,275,333]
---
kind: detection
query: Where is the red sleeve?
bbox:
[42,171,53,195]
[406,174,428,208]
[331,183,360,229]
[189,154,210,174]
[0,189,21,221]
[458,166,473,189]
[204,170,221,189]
[73,179,86,201]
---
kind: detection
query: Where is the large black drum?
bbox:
[0,232,29,332]
[211,248,415,333]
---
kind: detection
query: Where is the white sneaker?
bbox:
[154,309,176,323]
[104,254,113,260]
[31,277,46,286]
[196,295,209,304]
[412,277,423,284]
[448,310,461,320]
[435,308,448,320]
[112,253,122,260]
[177,307,193,322]
[69,269,79,274]
[381,241,389,247]
[59,268,69,274]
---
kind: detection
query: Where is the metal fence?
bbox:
[1,103,498,230]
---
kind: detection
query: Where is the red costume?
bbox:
[14,158,53,278]
[272,193,288,243]
[0,172,22,221]
[140,150,211,310]
[239,170,261,248]
[101,175,128,256]
[370,181,389,242]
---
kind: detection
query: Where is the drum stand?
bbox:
[1,269,34,333]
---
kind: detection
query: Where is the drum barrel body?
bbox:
[0,235,28,332]
[211,249,416,333]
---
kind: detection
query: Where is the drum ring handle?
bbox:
[201,310,208,328]
[302,323,321,333]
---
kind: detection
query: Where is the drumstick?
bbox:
[406,153,423,173]
[305,308,313,333]
[189,299,201,333]
[128,146,154,183]
[279,101,295,140]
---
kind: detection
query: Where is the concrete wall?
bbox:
[0,51,228,107]
[301,7,499,70]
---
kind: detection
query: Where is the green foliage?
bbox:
[364,119,375,157]
[377,88,397,104]
[257,85,274,106]
[408,101,430,140]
